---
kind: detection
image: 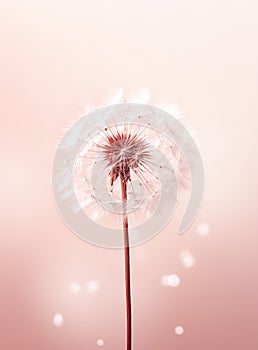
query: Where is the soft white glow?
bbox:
[175,326,184,335]
[53,313,63,327]
[69,282,81,294]
[86,280,100,293]
[97,338,104,346]
[197,222,210,236]
[161,274,180,287]
[180,250,195,268]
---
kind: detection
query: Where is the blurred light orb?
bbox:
[86,280,99,293]
[175,326,184,335]
[180,250,195,268]
[53,313,64,327]
[69,282,81,294]
[197,222,210,236]
[161,274,180,287]
[97,338,104,346]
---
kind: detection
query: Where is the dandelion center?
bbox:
[98,127,151,188]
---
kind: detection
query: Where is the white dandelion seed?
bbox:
[128,88,151,104]
[108,87,125,105]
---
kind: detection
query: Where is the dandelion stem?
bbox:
[121,178,132,350]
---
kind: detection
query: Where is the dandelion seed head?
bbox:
[72,115,192,232]
[52,90,205,247]
[73,122,175,228]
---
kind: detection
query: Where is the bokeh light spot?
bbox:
[175,326,184,335]
[69,282,81,294]
[161,274,180,287]
[53,313,64,327]
[179,250,195,268]
[86,280,100,293]
[197,222,210,236]
[97,338,104,346]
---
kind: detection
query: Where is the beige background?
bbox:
[0,1,258,349]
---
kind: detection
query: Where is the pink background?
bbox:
[0,1,258,349]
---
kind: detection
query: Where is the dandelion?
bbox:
[52,88,204,350]
[77,124,159,349]
[99,127,154,349]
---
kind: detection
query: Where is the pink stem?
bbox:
[121,178,132,350]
